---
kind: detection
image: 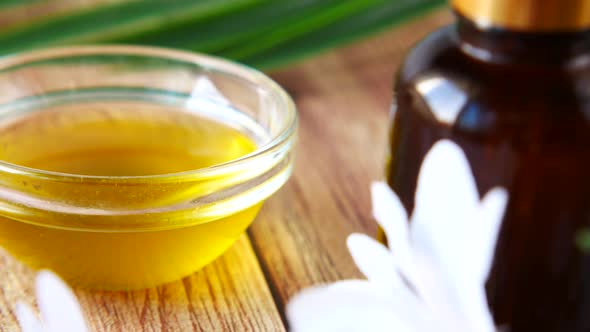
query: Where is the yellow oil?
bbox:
[0,102,256,176]
[0,100,262,289]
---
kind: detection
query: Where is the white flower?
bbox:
[287,140,508,332]
[16,270,88,332]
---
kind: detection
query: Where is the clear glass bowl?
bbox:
[0,46,296,290]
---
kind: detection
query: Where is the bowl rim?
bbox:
[0,45,297,182]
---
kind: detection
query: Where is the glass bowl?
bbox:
[0,46,296,290]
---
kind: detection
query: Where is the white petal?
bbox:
[410,140,481,292]
[411,140,479,262]
[423,188,505,332]
[456,287,496,332]
[346,234,406,290]
[36,271,88,332]
[413,140,479,214]
[410,251,495,332]
[408,140,504,332]
[451,188,506,332]
[370,182,415,281]
[407,247,466,330]
[287,281,429,332]
[448,188,507,293]
[16,302,45,332]
[326,280,419,309]
[371,182,409,246]
[474,188,508,281]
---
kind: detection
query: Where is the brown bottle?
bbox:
[387,1,590,331]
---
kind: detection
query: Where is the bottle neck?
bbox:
[456,14,590,66]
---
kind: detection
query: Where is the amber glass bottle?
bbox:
[387,1,590,331]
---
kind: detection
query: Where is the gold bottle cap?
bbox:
[452,0,590,32]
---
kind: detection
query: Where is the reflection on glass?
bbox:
[416,76,467,125]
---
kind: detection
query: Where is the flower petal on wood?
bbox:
[287,280,427,332]
[36,271,88,332]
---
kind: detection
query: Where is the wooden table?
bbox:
[0,10,451,332]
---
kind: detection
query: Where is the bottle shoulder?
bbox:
[397,25,590,88]
[394,25,590,141]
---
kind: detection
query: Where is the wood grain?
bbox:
[0,9,452,332]
[0,236,284,332]
[253,8,452,310]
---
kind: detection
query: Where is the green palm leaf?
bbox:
[0,0,445,69]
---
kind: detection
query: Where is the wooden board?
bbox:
[0,236,285,332]
[0,9,452,332]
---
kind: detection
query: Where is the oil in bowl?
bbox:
[1,101,257,177]
[0,46,296,290]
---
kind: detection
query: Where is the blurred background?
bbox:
[0,0,444,70]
